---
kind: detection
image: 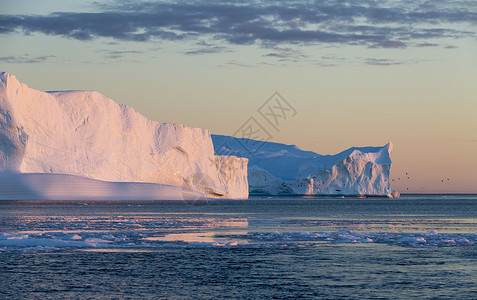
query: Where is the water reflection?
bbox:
[144,231,249,245]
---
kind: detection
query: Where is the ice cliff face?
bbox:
[212,135,397,197]
[215,155,249,198]
[0,72,248,199]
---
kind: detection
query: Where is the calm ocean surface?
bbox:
[1,194,476,299]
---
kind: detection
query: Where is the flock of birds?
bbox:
[391,172,451,192]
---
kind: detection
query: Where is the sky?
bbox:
[1,0,476,193]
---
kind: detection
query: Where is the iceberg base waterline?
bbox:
[0,172,208,200]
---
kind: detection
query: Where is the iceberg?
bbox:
[212,135,398,197]
[0,72,248,199]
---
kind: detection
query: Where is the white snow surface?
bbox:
[0,172,208,200]
[212,135,397,197]
[0,72,248,199]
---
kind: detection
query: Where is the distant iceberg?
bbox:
[0,72,248,199]
[212,135,399,197]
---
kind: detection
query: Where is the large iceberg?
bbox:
[212,135,398,197]
[0,72,248,199]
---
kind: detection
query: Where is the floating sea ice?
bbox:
[84,238,113,247]
[314,232,331,238]
[336,230,360,243]
[455,238,472,245]
[1,233,29,240]
[439,239,457,246]
[397,236,427,243]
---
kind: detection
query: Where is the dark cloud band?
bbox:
[1,0,475,48]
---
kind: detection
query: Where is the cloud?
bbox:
[364,58,404,66]
[264,47,308,59]
[369,40,407,48]
[225,60,256,68]
[0,0,475,50]
[185,46,229,55]
[104,50,143,59]
[417,43,440,47]
[0,54,56,63]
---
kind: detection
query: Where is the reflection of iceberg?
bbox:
[2,229,474,250]
[2,215,476,251]
[0,216,250,251]
[212,135,399,197]
[145,231,249,245]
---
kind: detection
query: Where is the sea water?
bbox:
[1,195,476,299]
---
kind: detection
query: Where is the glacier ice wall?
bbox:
[212,135,397,197]
[0,72,248,199]
[215,155,249,198]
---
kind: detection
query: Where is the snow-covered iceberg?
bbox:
[0,72,248,199]
[212,135,398,197]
